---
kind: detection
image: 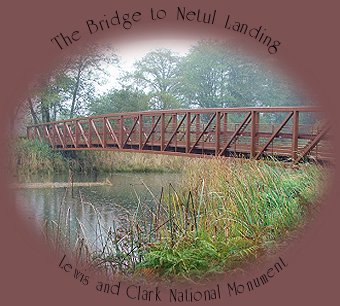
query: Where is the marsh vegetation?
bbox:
[15,139,324,282]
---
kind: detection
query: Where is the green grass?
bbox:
[13,138,185,175]
[13,138,68,175]
[136,158,324,280]
[73,151,186,173]
[41,158,324,281]
[19,138,325,281]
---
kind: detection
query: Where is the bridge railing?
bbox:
[27,107,332,163]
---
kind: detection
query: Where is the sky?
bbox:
[116,38,196,68]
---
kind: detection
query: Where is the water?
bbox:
[15,172,181,251]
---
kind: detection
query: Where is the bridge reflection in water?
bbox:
[27,107,332,163]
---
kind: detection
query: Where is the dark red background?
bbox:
[0,0,339,305]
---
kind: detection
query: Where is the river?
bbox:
[15,172,181,252]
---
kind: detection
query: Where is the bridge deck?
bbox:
[27,107,332,163]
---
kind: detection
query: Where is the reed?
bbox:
[73,151,187,173]
[137,158,325,280]
[14,138,68,175]
[37,153,325,281]
[13,138,186,175]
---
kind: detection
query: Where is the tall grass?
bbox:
[48,158,324,281]
[43,185,160,277]
[74,151,186,173]
[137,159,325,280]
[14,138,68,175]
[23,140,324,281]
[13,138,186,175]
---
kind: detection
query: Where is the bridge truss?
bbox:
[27,107,332,163]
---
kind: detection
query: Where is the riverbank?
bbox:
[136,158,324,280]
[13,138,186,175]
[13,138,326,281]
[46,158,323,282]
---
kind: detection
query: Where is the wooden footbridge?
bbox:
[27,107,332,163]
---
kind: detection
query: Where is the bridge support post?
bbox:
[223,112,228,143]
[102,118,107,148]
[172,114,177,149]
[151,116,155,146]
[196,114,200,141]
[250,111,259,158]
[119,116,124,149]
[186,112,191,153]
[75,120,79,148]
[139,114,143,150]
[292,111,299,162]
[161,113,165,151]
[63,123,66,147]
[88,118,92,147]
[215,111,221,155]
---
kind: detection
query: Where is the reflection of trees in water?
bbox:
[17,172,180,255]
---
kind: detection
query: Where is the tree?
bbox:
[178,41,237,109]
[122,49,184,110]
[39,72,72,122]
[25,45,119,124]
[178,40,309,110]
[88,87,149,115]
[62,46,119,119]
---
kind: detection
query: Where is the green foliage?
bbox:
[178,40,307,109]
[14,139,185,175]
[178,40,239,108]
[33,152,324,281]
[72,151,185,173]
[63,48,118,118]
[88,87,149,115]
[137,159,324,280]
[24,40,311,128]
[139,234,259,279]
[26,46,119,124]
[14,138,68,174]
[122,48,184,110]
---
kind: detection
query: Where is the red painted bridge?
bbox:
[27,107,332,163]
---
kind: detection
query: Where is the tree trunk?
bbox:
[41,100,50,123]
[28,98,40,124]
[69,67,82,119]
[52,101,57,121]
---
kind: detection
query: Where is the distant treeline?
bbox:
[21,40,311,127]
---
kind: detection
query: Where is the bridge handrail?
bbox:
[27,106,323,128]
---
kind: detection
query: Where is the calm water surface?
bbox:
[16,172,181,250]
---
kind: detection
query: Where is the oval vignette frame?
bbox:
[0,1,339,306]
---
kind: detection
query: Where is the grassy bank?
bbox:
[74,151,185,173]
[136,159,323,280]
[49,158,324,282]
[14,138,68,175]
[16,138,325,281]
[13,138,186,175]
